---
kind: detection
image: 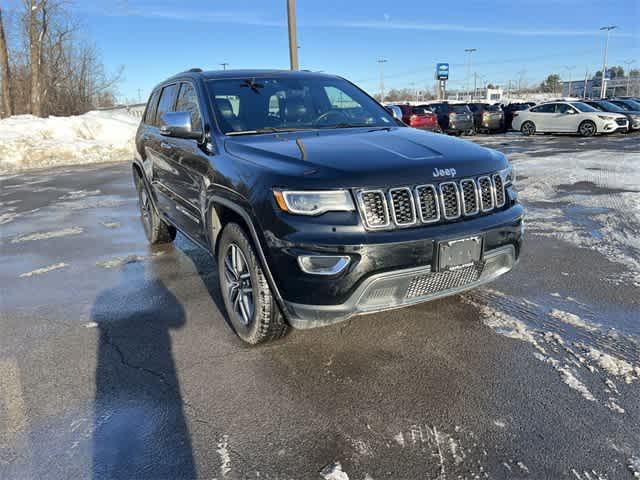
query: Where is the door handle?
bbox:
[160,142,174,150]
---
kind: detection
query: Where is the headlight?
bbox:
[499,164,515,186]
[597,115,613,121]
[273,189,355,215]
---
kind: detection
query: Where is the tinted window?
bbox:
[556,103,576,114]
[156,84,178,125]
[530,104,555,113]
[571,102,598,112]
[176,82,203,131]
[486,104,501,111]
[207,76,394,133]
[144,90,161,125]
[594,101,625,113]
[411,107,428,115]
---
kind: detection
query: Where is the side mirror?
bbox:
[385,105,403,121]
[160,112,202,139]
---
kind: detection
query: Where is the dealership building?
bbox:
[562,77,640,98]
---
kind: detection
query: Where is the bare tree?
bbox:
[26,0,49,116]
[0,7,13,117]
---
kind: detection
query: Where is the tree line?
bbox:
[0,1,122,118]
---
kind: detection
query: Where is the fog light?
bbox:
[297,255,350,275]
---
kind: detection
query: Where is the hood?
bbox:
[224,127,508,187]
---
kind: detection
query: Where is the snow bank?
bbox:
[0,110,139,173]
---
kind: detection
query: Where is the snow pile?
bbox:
[0,110,139,173]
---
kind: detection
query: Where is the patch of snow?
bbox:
[0,111,139,173]
[59,189,101,200]
[628,456,640,478]
[493,420,507,428]
[100,221,120,229]
[84,322,98,329]
[216,435,232,478]
[605,398,625,414]
[97,252,164,269]
[320,461,349,480]
[19,262,67,277]
[393,432,405,447]
[582,346,640,384]
[549,309,600,332]
[516,461,530,474]
[557,366,596,402]
[11,226,83,243]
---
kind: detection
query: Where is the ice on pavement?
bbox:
[0,110,139,173]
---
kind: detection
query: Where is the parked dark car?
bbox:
[502,103,532,131]
[583,100,640,132]
[425,102,475,135]
[388,104,440,131]
[608,98,640,114]
[466,103,504,133]
[133,69,523,344]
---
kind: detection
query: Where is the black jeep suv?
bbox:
[133,69,524,344]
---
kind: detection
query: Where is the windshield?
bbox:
[571,102,598,112]
[618,99,640,111]
[206,76,395,134]
[595,101,626,113]
[451,105,471,113]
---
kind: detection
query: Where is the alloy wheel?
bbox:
[138,186,152,236]
[580,122,595,136]
[224,243,254,325]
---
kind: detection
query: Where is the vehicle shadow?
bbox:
[90,259,196,479]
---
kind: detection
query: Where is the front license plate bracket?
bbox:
[436,236,483,271]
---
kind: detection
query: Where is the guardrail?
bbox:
[97,103,146,118]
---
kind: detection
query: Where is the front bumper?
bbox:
[262,202,524,328]
[284,244,517,328]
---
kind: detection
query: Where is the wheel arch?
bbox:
[205,195,288,317]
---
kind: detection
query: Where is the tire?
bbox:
[134,173,176,244]
[520,121,536,136]
[217,223,288,345]
[578,120,597,137]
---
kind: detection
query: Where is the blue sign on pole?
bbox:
[436,63,449,80]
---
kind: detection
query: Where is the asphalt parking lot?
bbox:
[1,132,639,479]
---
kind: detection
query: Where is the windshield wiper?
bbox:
[318,123,372,129]
[226,127,313,136]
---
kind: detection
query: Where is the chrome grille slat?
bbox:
[438,182,461,220]
[460,179,479,216]
[357,190,390,229]
[389,187,417,226]
[357,171,507,230]
[492,174,505,208]
[477,176,495,212]
[415,185,440,223]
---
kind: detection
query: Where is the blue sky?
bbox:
[6,0,639,101]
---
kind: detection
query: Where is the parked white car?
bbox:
[512,101,628,136]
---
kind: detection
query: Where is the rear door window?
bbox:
[155,84,178,125]
[530,104,555,113]
[144,90,161,125]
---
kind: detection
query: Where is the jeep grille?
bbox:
[357,172,508,230]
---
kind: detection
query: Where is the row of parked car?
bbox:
[387,97,640,137]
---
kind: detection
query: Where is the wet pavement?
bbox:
[1,132,639,479]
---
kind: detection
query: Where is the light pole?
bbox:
[377,58,387,101]
[517,69,526,95]
[564,65,576,97]
[599,25,617,98]
[464,48,476,100]
[624,59,635,95]
[287,0,299,70]
[219,62,229,71]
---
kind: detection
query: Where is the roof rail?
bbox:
[188,68,203,73]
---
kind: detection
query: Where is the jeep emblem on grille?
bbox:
[432,167,457,178]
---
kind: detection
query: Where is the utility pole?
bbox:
[220,62,229,70]
[464,48,476,100]
[517,69,527,95]
[599,25,617,98]
[583,67,589,98]
[377,58,387,101]
[287,0,299,70]
[624,59,635,95]
[564,65,576,97]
